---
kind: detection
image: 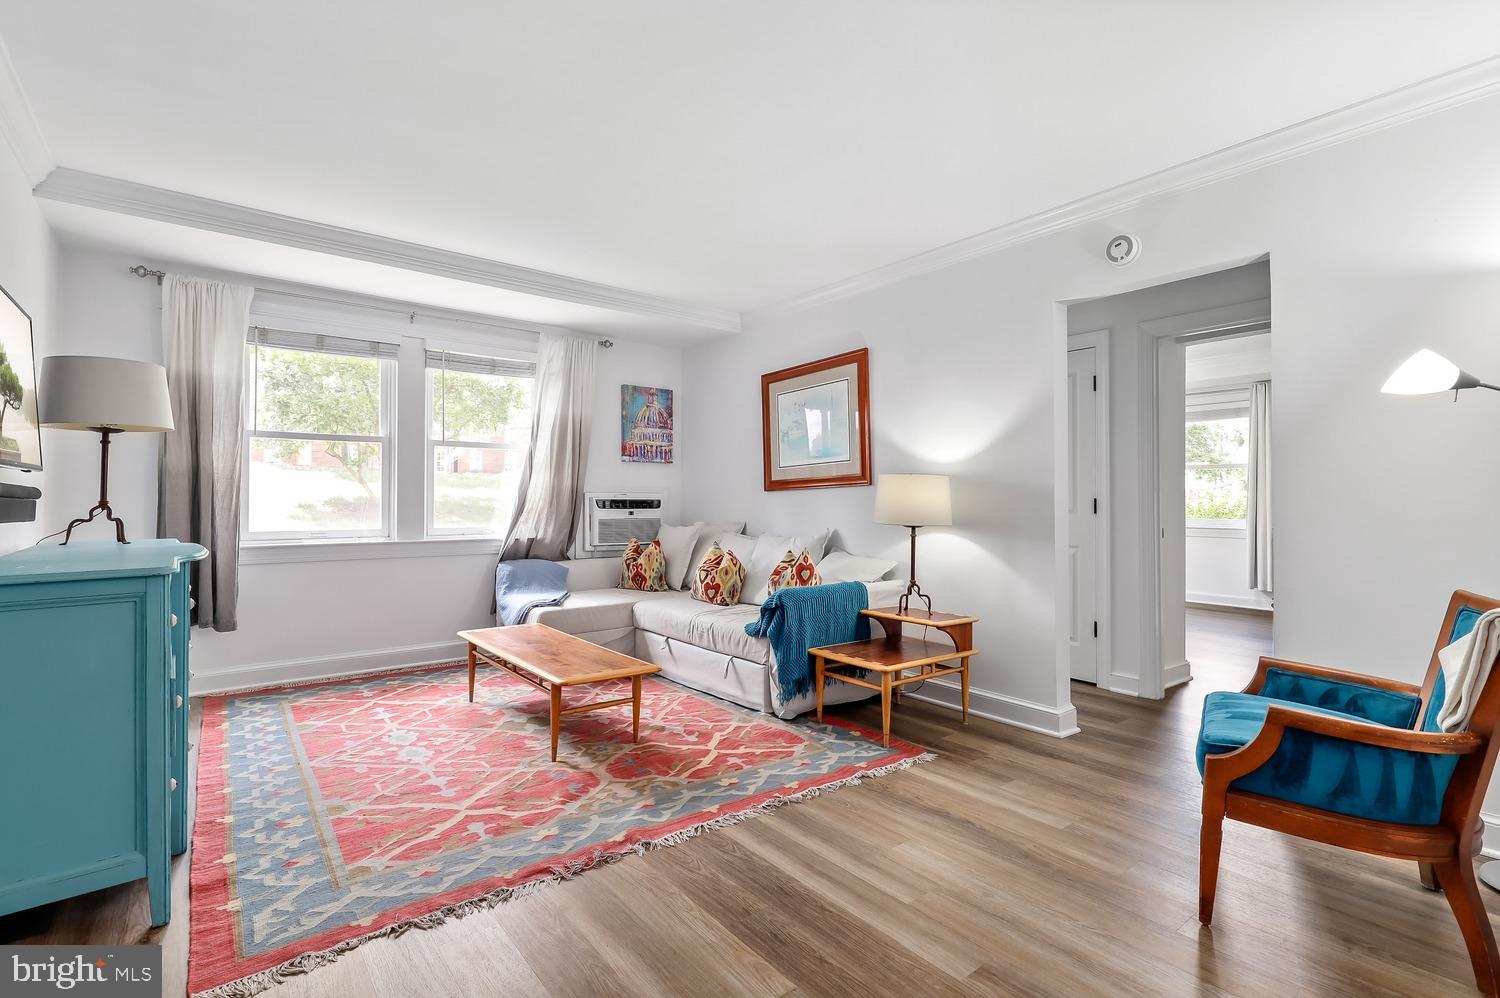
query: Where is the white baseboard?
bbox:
[903,677,1079,738]
[1162,659,1192,690]
[1483,811,1500,860]
[192,640,468,695]
[1186,592,1274,612]
[1103,672,1141,697]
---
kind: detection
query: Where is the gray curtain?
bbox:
[1247,379,1272,593]
[500,332,598,561]
[157,274,255,631]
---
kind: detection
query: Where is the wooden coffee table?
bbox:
[811,607,977,747]
[458,624,663,761]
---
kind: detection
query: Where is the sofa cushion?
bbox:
[654,522,703,590]
[633,593,772,665]
[818,550,897,583]
[690,542,745,606]
[767,549,821,595]
[618,538,668,592]
[526,588,676,634]
[745,531,830,603]
[686,521,747,587]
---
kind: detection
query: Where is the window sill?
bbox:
[240,536,504,565]
[1186,524,1248,539]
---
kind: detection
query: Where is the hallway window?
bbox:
[1185,413,1249,527]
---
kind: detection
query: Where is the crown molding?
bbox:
[0,32,53,185]
[752,54,1500,320]
[34,168,742,333]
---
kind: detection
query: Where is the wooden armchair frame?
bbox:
[1200,590,1500,996]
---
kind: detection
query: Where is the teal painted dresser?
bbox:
[0,539,207,926]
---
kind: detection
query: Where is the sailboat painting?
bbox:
[621,385,674,464]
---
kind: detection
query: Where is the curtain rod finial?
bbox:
[129,264,166,285]
[599,339,614,349]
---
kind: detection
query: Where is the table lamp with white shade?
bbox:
[39,355,175,545]
[873,473,952,615]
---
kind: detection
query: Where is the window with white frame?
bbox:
[426,349,535,536]
[243,328,397,540]
[1185,387,1250,528]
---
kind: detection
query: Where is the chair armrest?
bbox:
[1242,656,1422,698]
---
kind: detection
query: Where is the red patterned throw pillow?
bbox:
[766,548,821,595]
[690,542,745,606]
[619,538,668,592]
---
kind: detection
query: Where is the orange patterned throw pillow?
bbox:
[690,542,745,606]
[767,548,821,595]
[619,538,668,592]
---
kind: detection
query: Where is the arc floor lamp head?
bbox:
[1382,349,1500,397]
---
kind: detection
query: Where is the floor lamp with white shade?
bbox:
[1381,347,1500,892]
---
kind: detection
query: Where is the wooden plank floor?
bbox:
[4,607,1494,996]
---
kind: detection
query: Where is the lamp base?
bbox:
[61,501,129,545]
[897,582,932,617]
[60,427,130,545]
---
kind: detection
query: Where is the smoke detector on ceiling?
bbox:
[1105,233,1141,266]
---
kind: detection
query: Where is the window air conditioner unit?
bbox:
[582,492,664,555]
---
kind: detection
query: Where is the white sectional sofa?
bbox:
[522,540,903,719]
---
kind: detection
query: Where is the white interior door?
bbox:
[1067,346,1100,683]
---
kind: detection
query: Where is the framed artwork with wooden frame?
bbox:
[761,347,871,491]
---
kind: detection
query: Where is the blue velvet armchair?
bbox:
[1197,590,1500,996]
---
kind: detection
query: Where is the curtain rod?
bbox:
[127,264,613,347]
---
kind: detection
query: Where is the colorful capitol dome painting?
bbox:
[621,384,674,463]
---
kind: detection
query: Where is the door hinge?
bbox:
[1092,375,1097,391]
[1093,620,1098,638]
[1092,497,1098,514]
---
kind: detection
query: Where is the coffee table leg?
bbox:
[467,643,477,702]
[632,674,642,743]
[550,683,562,762]
[961,655,971,724]
[880,672,892,748]
[815,655,825,722]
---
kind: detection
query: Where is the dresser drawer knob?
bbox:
[171,613,178,627]
[189,597,197,610]
[169,778,178,792]
[175,694,184,709]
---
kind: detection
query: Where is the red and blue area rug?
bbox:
[188,663,931,997]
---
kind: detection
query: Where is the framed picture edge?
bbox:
[760,347,871,492]
[0,281,42,474]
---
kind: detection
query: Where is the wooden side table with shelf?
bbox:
[811,606,977,747]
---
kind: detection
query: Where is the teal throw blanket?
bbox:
[745,582,870,701]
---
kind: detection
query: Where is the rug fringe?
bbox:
[190,749,935,998]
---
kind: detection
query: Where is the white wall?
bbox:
[683,93,1500,738]
[681,254,1074,735]
[1187,532,1273,611]
[47,247,683,690]
[0,142,59,554]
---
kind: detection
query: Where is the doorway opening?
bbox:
[1183,332,1274,692]
[1065,259,1272,698]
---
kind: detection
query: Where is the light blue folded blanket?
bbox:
[745,582,870,702]
[494,559,569,626]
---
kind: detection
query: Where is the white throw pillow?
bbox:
[744,529,832,604]
[686,521,747,587]
[654,522,702,591]
[716,532,758,586]
[817,550,898,584]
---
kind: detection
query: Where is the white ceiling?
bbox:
[5,2,1500,333]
